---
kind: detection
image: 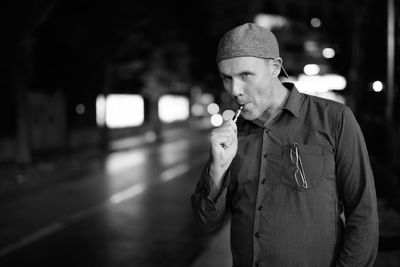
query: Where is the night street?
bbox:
[0,127,214,266]
[0,126,399,266]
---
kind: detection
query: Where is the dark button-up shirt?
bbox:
[192,84,378,267]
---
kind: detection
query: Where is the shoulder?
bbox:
[302,93,346,113]
[300,93,354,136]
[300,93,350,122]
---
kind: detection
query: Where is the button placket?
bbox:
[252,126,271,264]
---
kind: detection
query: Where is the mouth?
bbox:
[237,100,246,106]
[237,102,248,110]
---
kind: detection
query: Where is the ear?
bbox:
[271,57,283,78]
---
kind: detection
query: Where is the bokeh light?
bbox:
[322,48,335,59]
[310,17,321,28]
[210,114,223,127]
[159,95,190,123]
[105,94,144,128]
[207,103,220,115]
[303,64,320,75]
[76,104,85,115]
[222,109,235,121]
[372,81,383,92]
[191,104,205,117]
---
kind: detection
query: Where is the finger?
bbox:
[210,127,236,143]
[223,119,237,133]
[211,121,237,137]
[210,129,234,140]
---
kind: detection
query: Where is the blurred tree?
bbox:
[3,0,57,165]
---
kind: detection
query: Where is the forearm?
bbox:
[191,163,230,232]
[335,107,379,266]
[336,190,379,266]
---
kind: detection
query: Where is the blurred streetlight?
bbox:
[303,64,320,75]
[372,81,383,92]
[254,14,289,30]
[210,114,223,127]
[222,109,235,121]
[322,48,335,59]
[76,104,85,115]
[159,95,190,123]
[310,17,321,28]
[207,103,220,115]
[191,103,204,117]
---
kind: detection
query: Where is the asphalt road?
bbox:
[0,128,212,267]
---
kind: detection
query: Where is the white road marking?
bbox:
[109,183,146,204]
[160,163,190,182]
[0,222,63,257]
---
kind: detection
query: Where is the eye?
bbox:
[221,75,232,82]
[241,72,252,78]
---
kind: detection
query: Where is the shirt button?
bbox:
[255,232,260,238]
[258,205,263,211]
[261,178,266,184]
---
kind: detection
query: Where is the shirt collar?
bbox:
[251,82,302,128]
[282,82,302,118]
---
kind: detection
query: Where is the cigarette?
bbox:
[233,105,243,123]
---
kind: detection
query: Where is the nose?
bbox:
[231,79,244,97]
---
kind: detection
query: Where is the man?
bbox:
[191,23,378,267]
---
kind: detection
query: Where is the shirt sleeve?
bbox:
[335,107,379,267]
[191,160,231,232]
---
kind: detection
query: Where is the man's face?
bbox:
[218,56,275,121]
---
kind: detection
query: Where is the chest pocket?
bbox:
[282,144,330,191]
